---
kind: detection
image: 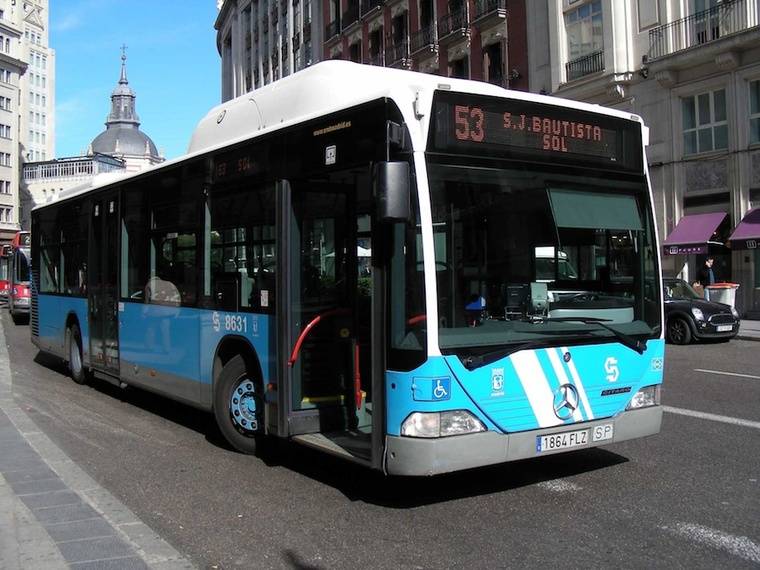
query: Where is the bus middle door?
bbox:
[88,194,120,375]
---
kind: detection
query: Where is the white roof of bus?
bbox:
[39,60,645,209]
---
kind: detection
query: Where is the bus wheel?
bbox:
[68,324,88,385]
[214,355,264,455]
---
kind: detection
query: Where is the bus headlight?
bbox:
[626,385,661,410]
[401,411,486,438]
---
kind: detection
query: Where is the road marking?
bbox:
[537,479,582,493]
[663,406,760,430]
[662,523,760,564]
[694,368,760,380]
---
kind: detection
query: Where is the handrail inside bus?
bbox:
[287,308,351,368]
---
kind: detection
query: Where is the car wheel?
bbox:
[213,354,266,455]
[667,317,692,345]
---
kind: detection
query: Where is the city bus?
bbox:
[0,244,10,304]
[9,231,31,323]
[30,62,663,476]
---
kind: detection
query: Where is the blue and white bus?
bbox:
[31,62,663,476]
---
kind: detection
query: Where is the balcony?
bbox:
[565,49,604,81]
[360,0,383,17]
[472,0,506,28]
[437,7,469,44]
[325,19,340,42]
[648,0,759,61]
[410,24,437,56]
[342,2,360,30]
[384,39,411,68]
[365,51,384,66]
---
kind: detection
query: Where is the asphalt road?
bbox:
[3,310,759,569]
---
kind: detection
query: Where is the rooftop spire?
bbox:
[119,44,128,84]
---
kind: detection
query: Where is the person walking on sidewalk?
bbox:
[695,257,717,300]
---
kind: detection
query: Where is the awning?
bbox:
[729,208,760,250]
[662,212,726,255]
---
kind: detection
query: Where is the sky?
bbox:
[51,1,222,160]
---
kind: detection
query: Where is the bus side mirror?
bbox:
[375,161,411,223]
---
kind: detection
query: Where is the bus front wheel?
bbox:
[214,354,265,455]
[68,324,88,385]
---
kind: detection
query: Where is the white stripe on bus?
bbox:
[546,348,583,422]
[510,351,561,428]
[562,347,595,421]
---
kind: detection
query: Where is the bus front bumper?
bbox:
[384,406,662,476]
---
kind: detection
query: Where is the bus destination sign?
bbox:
[431,92,641,171]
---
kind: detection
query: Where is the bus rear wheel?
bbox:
[214,355,265,455]
[68,324,88,385]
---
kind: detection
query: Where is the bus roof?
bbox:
[37,61,646,211]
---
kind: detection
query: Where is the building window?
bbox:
[0,124,11,139]
[0,96,10,111]
[751,80,760,145]
[682,89,728,155]
[0,152,11,166]
[565,1,603,62]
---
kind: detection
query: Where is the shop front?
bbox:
[729,207,760,318]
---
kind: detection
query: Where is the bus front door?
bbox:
[88,194,120,375]
[281,172,374,463]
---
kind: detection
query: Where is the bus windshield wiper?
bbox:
[459,333,595,370]
[543,317,647,355]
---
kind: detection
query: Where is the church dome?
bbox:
[88,50,162,162]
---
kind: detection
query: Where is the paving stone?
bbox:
[57,535,137,564]
[9,476,67,496]
[70,556,151,570]
[45,518,116,543]
[21,489,82,510]
[32,502,101,525]
[1,465,59,483]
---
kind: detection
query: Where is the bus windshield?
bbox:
[426,160,661,354]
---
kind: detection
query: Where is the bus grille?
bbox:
[30,269,39,338]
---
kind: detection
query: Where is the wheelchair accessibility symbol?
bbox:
[432,378,451,401]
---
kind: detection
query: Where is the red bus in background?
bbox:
[0,244,10,303]
[9,231,31,323]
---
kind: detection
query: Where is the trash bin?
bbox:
[705,283,740,307]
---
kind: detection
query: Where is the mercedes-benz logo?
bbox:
[553,383,579,420]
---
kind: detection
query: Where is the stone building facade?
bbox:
[528,0,760,317]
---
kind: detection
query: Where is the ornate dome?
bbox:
[89,50,162,161]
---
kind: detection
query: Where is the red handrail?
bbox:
[287,308,351,367]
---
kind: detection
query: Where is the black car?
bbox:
[663,278,740,344]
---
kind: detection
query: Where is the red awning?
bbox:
[729,208,760,250]
[662,212,727,255]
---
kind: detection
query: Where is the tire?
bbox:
[68,324,88,385]
[667,317,692,345]
[213,354,265,455]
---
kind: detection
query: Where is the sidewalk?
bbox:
[736,319,760,342]
[0,320,194,569]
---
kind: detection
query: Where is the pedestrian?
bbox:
[695,257,717,300]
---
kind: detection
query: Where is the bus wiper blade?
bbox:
[543,317,647,355]
[460,334,594,370]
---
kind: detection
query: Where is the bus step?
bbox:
[292,432,372,465]
[92,369,128,389]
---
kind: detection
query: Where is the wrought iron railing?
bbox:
[410,24,436,53]
[384,38,410,66]
[437,6,469,40]
[342,2,359,29]
[648,0,759,60]
[473,0,506,22]
[565,49,604,81]
[361,0,383,16]
[325,19,340,40]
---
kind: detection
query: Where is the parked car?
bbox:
[663,278,740,344]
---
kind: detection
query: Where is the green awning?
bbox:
[548,188,643,231]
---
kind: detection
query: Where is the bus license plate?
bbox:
[717,325,733,332]
[536,429,588,453]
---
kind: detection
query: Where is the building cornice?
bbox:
[0,20,22,37]
[0,52,28,74]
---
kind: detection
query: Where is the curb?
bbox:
[735,334,760,342]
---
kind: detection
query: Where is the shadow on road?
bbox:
[32,349,629,508]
